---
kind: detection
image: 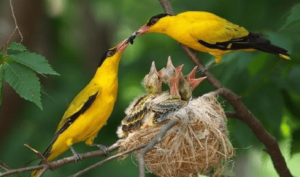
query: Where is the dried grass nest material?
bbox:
[118,92,234,177]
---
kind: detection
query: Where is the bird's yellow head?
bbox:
[98,39,129,67]
[137,13,172,35]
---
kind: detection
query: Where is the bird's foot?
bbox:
[197,61,216,76]
[70,145,82,163]
[198,66,209,76]
[92,144,109,156]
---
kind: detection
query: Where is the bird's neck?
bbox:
[93,53,123,85]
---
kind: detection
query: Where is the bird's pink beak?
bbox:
[175,64,184,74]
[157,68,164,77]
[187,66,198,80]
[116,39,130,53]
[187,66,206,90]
[137,25,150,35]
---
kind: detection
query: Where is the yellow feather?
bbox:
[143,11,290,64]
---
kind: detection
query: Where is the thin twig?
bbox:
[24,144,48,164]
[0,143,120,177]
[36,167,47,177]
[1,0,23,50]
[0,161,9,171]
[9,0,23,43]
[138,120,177,177]
[157,0,292,176]
[70,144,147,177]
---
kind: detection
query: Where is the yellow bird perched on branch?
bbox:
[132,11,290,70]
[31,39,130,177]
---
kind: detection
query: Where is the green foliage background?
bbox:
[0,0,300,176]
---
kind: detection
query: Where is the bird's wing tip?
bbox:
[280,54,291,60]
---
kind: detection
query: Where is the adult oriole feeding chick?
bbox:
[133,11,290,69]
[31,39,130,177]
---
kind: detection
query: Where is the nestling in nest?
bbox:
[117,57,234,177]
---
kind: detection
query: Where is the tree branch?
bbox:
[225,111,239,119]
[70,144,147,177]
[0,143,120,177]
[138,120,177,177]
[157,1,292,177]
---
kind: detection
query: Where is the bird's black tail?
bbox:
[254,43,290,60]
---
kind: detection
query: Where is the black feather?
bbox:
[146,13,171,26]
[198,32,289,57]
[41,92,99,161]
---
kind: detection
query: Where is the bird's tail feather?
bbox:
[29,139,56,177]
[254,44,290,60]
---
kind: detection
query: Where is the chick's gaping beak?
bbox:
[175,64,184,74]
[166,56,175,69]
[189,76,207,90]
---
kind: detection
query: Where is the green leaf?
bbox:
[8,42,27,52]
[281,3,300,30]
[0,64,3,107]
[3,62,42,109]
[9,51,59,75]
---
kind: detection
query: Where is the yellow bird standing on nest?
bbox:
[31,39,130,177]
[132,11,290,69]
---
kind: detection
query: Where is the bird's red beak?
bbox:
[186,66,206,90]
[116,39,130,53]
[137,25,150,35]
[175,64,184,74]
[157,68,164,77]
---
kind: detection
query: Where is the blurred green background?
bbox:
[1,0,300,176]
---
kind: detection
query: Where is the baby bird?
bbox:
[118,61,162,138]
[151,57,186,123]
[160,56,183,99]
[178,66,207,101]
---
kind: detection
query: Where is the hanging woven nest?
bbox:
[118,92,234,177]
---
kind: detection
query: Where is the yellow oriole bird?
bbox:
[31,39,130,177]
[178,66,206,101]
[118,61,163,137]
[133,11,290,69]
